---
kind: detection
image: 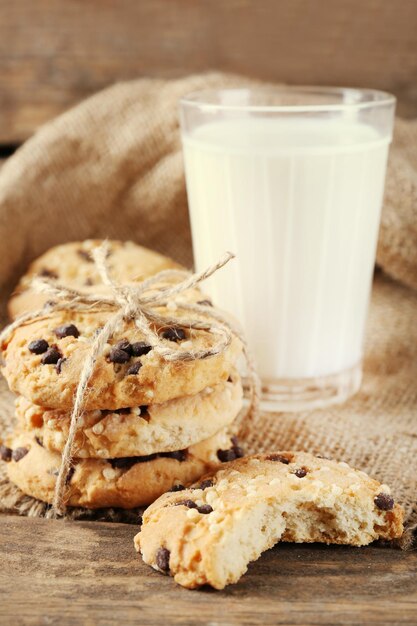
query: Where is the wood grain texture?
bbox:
[0,516,416,625]
[0,0,416,142]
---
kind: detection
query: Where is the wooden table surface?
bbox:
[1,515,416,626]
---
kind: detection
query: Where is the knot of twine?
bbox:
[1,243,260,514]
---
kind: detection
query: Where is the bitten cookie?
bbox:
[135,452,404,589]
[1,308,242,410]
[2,429,243,509]
[15,372,242,458]
[8,239,182,319]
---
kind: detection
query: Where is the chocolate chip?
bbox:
[161,327,186,342]
[39,268,58,279]
[108,347,131,364]
[175,499,197,509]
[155,547,170,572]
[28,339,49,354]
[197,504,213,514]
[41,346,62,365]
[55,357,66,374]
[294,468,307,478]
[197,299,213,307]
[127,361,142,375]
[35,436,44,448]
[227,376,233,383]
[374,493,395,511]
[65,466,75,484]
[114,339,132,355]
[169,484,186,492]
[12,447,29,462]
[217,448,237,463]
[0,444,12,462]
[54,324,80,339]
[131,341,152,357]
[266,454,291,464]
[195,479,213,491]
[77,249,93,262]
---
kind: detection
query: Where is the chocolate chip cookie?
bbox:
[8,240,182,319]
[2,309,242,409]
[15,372,242,458]
[135,452,404,589]
[4,429,239,509]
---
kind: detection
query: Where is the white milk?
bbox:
[183,118,390,380]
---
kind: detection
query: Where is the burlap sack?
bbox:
[0,74,416,542]
[378,117,417,291]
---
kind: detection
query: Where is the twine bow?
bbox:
[1,243,260,514]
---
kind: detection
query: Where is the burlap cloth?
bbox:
[0,74,415,542]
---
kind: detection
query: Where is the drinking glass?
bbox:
[180,87,395,411]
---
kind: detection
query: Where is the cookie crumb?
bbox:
[186,508,201,521]
[92,422,104,435]
[102,467,118,480]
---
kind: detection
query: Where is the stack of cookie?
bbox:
[0,240,244,509]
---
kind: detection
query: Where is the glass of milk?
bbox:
[180,87,395,411]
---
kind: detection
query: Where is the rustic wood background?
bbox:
[0,0,416,146]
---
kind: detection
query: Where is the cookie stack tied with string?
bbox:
[0,240,249,511]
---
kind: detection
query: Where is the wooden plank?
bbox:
[0,0,416,143]
[0,515,416,625]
